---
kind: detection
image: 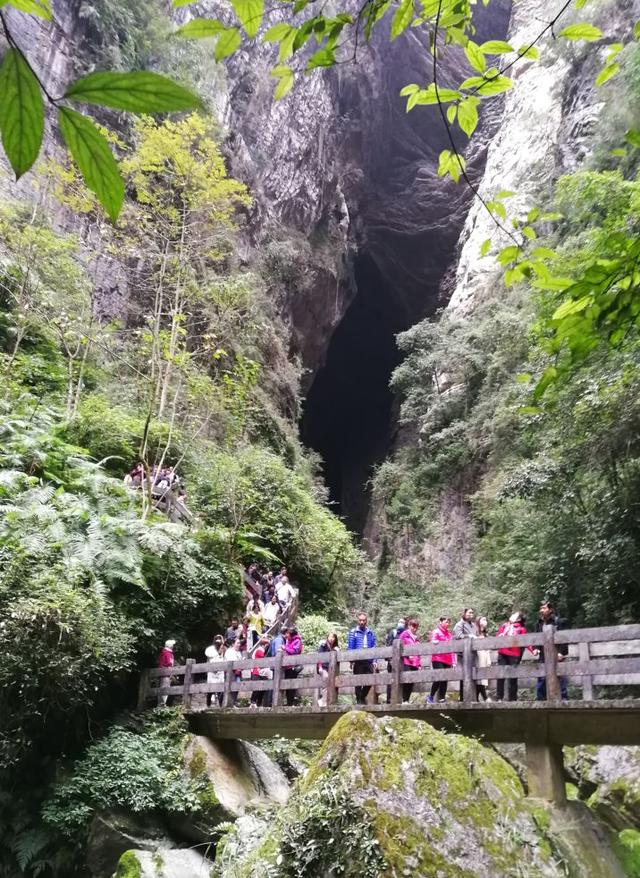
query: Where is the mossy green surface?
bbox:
[220,711,564,878]
[617,828,640,877]
[114,850,142,878]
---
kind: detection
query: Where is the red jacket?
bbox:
[430,625,455,666]
[158,647,174,668]
[400,629,421,668]
[252,646,266,677]
[497,620,529,657]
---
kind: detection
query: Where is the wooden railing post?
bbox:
[543,625,561,702]
[272,650,284,708]
[182,659,195,710]
[137,669,150,711]
[390,637,402,705]
[222,664,234,708]
[462,638,474,703]
[326,650,338,706]
[580,641,593,701]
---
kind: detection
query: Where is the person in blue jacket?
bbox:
[348,612,377,704]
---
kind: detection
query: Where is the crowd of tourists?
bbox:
[158,585,569,707]
[124,462,187,502]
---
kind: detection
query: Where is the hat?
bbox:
[165,639,176,649]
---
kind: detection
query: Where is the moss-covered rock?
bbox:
[114,848,212,878]
[566,746,640,831]
[217,711,567,878]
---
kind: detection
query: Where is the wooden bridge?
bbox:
[139,623,640,804]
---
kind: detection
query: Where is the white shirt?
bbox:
[276,581,295,605]
[205,645,224,683]
[263,601,280,626]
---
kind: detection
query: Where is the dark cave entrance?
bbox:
[301,255,407,536]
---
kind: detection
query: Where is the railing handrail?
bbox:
[138,622,640,711]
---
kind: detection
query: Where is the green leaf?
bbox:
[522,225,537,240]
[172,0,196,6]
[480,40,513,54]
[635,20,640,39]
[457,96,478,137]
[558,23,602,41]
[595,62,620,86]
[625,129,640,148]
[533,365,558,400]
[57,108,124,222]
[306,46,335,70]
[175,18,227,38]
[264,23,293,42]
[399,83,419,96]
[446,103,457,124]
[464,40,486,72]
[230,0,263,38]
[495,189,516,199]
[215,27,242,60]
[519,405,541,415]
[498,245,520,265]
[531,246,556,260]
[391,0,413,40]
[609,147,627,157]
[480,238,491,257]
[0,48,44,179]
[552,295,592,320]
[517,44,540,60]
[271,65,294,100]
[516,373,532,383]
[5,0,51,18]
[65,71,202,113]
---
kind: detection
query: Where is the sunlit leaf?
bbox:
[0,48,44,179]
[65,71,202,112]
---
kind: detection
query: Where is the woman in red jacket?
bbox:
[496,611,529,702]
[427,617,454,704]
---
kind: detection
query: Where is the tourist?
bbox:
[317,632,339,706]
[158,638,176,706]
[426,617,454,704]
[496,611,528,702]
[533,600,569,700]
[400,618,421,703]
[274,566,287,586]
[250,636,271,707]
[276,575,296,609]
[269,625,289,657]
[347,612,377,705]
[453,608,476,699]
[385,617,406,703]
[283,626,303,706]
[263,593,281,629]
[224,638,244,707]
[204,635,225,706]
[225,618,240,643]
[475,617,491,702]
[246,597,264,648]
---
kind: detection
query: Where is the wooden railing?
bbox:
[138,623,640,710]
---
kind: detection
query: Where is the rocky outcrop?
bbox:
[217,710,586,877]
[114,848,212,878]
[566,745,640,831]
[86,811,172,878]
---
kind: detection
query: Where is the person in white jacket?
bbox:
[263,593,281,628]
[204,636,225,707]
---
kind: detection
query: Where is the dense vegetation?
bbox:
[373,44,640,631]
[0,102,362,878]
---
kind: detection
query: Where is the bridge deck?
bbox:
[187,700,640,746]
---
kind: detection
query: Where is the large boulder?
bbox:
[566,746,640,832]
[167,735,290,844]
[87,810,171,878]
[114,848,212,878]
[216,711,569,878]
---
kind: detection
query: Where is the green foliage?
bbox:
[42,710,203,837]
[191,446,363,609]
[295,613,348,650]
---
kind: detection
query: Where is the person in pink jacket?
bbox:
[282,627,303,706]
[427,617,453,704]
[399,618,421,703]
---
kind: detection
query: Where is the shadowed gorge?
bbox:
[301,256,403,534]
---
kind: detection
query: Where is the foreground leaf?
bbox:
[215,27,242,60]
[230,0,264,38]
[57,108,124,222]
[0,48,44,179]
[176,18,227,38]
[65,71,202,113]
[559,23,602,41]
[5,0,51,18]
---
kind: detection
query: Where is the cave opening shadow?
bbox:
[301,255,406,536]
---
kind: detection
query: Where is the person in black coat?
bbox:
[534,600,569,700]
